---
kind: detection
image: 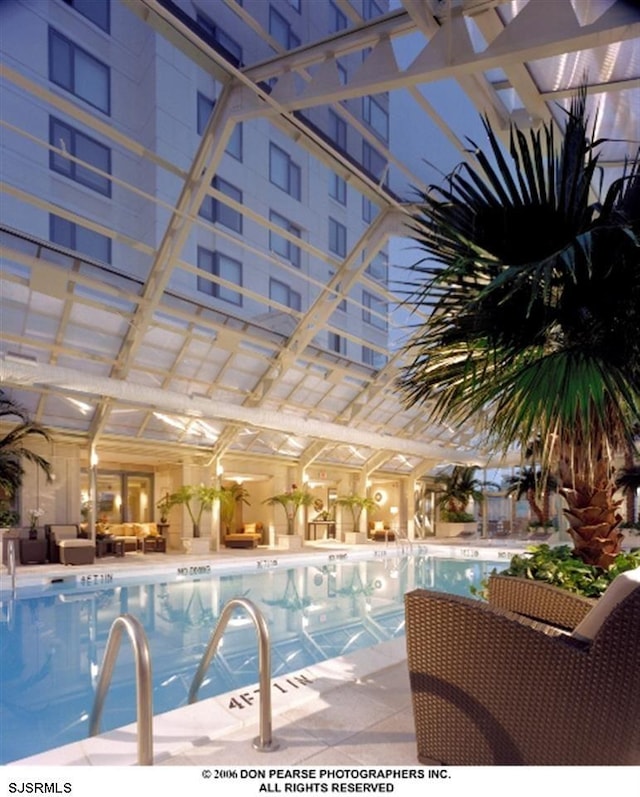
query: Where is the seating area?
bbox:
[98,522,165,553]
[404,567,640,765]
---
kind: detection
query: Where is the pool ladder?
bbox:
[89,598,278,766]
[89,614,154,765]
[189,597,279,752]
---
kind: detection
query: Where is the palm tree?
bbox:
[219,482,251,534]
[435,466,485,521]
[504,467,558,527]
[0,389,53,498]
[335,493,377,531]
[615,465,640,526]
[168,484,223,537]
[398,89,640,568]
[263,484,313,535]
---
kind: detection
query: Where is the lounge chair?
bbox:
[46,524,95,565]
[404,570,640,765]
[487,573,596,631]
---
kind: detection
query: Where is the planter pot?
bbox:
[436,521,477,538]
[277,534,303,551]
[345,531,366,545]
[182,537,211,555]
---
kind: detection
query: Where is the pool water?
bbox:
[0,554,499,763]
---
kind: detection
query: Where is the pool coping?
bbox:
[6,636,409,767]
[0,540,525,597]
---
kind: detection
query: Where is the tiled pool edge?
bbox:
[7,637,408,767]
[0,541,524,595]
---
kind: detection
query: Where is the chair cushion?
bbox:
[373,521,385,531]
[58,538,94,549]
[571,566,640,641]
[51,526,80,542]
[243,523,256,534]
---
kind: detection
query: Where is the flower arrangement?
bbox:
[29,507,44,530]
[28,507,44,538]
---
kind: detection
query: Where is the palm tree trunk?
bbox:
[526,488,544,526]
[558,443,624,568]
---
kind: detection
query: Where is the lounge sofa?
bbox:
[225,522,263,548]
[45,524,95,565]
[101,522,160,552]
[369,520,395,542]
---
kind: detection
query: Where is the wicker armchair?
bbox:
[404,587,640,765]
[487,574,596,631]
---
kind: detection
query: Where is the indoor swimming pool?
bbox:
[0,552,502,764]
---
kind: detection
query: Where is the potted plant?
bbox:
[0,500,19,530]
[335,493,377,535]
[264,484,312,543]
[27,507,44,540]
[167,484,222,537]
[219,482,251,535]
[156,491,179,526]
[434,466,487,536]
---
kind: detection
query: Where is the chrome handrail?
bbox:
[7,538,16,595]
[89,614,154,765]
[188,597,279,752]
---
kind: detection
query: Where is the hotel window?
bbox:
[270,6,301,49]
[362,196,379,223]
[363,141,387,184]
[49,28,110,114]
[288,0,301,12]
[329,1,348,32]
[270,143,301,200]
[362,345,387,369]
[328,332,346,355]
[337,62,347,86]
[363,0,383,20]
[270,210,301,267]
[196,13,243,65]
[328,110,347,151]
[50,117,111,196]
[363,96,389,142]
[199,177,243,234]
[329,218,347,258]
[197,93,243,160]
[197,247,243,306]
[50,214,112,264]
[270,278,301,312]
[363,290,387,330]
[329,173,346,205]
[366,251,388,283]
[63,0,110,32]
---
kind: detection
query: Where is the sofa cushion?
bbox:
[571,566,640,641]
[243,523,256,534]
[373,521,385,531]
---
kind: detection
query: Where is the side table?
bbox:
[96,537,125,558]
[20,538,48,565]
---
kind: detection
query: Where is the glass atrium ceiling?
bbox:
[1,0,639,475]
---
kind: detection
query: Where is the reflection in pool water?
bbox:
[0,554,499,763]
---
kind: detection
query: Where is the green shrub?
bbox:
[489,544,640,599]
